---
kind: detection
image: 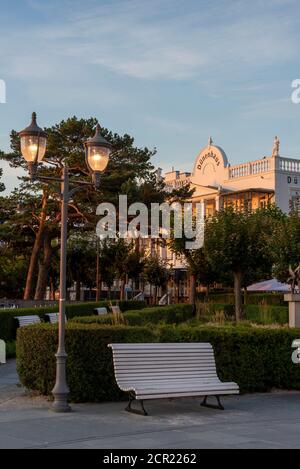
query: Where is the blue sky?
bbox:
[1,0,300,192]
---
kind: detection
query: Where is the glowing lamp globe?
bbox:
[19,112,47,164]
[85,124,111,180]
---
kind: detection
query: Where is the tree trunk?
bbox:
[34,232,52,300]
[244,286,247,305]
[49,277,56,300]
[189,274,196,308]
[24,224,45,300]
[96,274,102,302]
[120,279,125,300]
[154,286,158,305]
[75,279,81,301]
[233,270,243,321]
[23,191,48,300]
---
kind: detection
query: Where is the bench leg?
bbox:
[125,395,148,416]
[200,395,224,411]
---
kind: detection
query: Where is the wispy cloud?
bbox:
[2,0,298,82]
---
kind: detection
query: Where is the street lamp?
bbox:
[85,123,111,187]
[19,112,47,178]
[19,113,112,412]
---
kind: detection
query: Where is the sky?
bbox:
[1,0,300,193]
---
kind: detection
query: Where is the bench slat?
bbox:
[136,389,239,400]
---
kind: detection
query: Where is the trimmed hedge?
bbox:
[17,323,300,401]
[17,324,156,402]
[0,300,147,342]
[196,303,288,325]
[72,304,195,326]
[244,304,288,325]
[206,292,286,306]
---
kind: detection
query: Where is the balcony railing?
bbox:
[279,157,300,173]
[228,158,270,179]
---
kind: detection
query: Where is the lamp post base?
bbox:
[51,351,71,413]
[51,399,71,413]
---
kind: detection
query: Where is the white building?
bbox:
[165,136,300,215]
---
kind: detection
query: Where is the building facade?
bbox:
[164,136,300,215]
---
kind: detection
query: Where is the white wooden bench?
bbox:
[108,343,239,415]
[45,313,67,324]
[94,307,108,315]
[14,315,41,327]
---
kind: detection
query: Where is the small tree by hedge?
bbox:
[204,207,280,322]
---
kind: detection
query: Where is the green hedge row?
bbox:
[0,300,147,342]
[17,323,300,402]
[17,324,156,401]
[196,303,288,324]
[244,304,288,325]
[72,304,195,326]
[206,292,286,306]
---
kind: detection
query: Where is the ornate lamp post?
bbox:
[19,113,112,412]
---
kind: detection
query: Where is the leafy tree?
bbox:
[142,255,168,304]
[0,116,160,299]
[272,210,300,289]
[0,167,5,193]
[66,232,98,300]
[204,206,281,321]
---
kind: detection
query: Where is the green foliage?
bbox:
[157,325,300,392]
[72,304,195,326]
[17,322,300,401]
[204,206,283,319]
[195,302,288,325]
[272,211,300,286]
[6,341,16,358]
[142,256,168,289]
[207,292,285,306]
[0,300,147,341]
[17,323,156,402]
[244,304,288,325]
[0,116,164,300]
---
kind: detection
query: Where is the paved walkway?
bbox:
[0,360,300,449]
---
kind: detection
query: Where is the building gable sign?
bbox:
[191,142,229,188]
[197,151,220,171]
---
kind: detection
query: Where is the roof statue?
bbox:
[208,136,213,147]
[272,136,280,157]
[288,264,300,294]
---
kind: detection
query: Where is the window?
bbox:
[260,198,267,209]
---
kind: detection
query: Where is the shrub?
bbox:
[206,292,285,306]
[71,304,195,326]
[195,302,288,325]
[6,341,16,358]
[17,323,156,402]
[17,322,300,402]
[244,304,288,325]
[157,325,300,392]
[0,300,147,342]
